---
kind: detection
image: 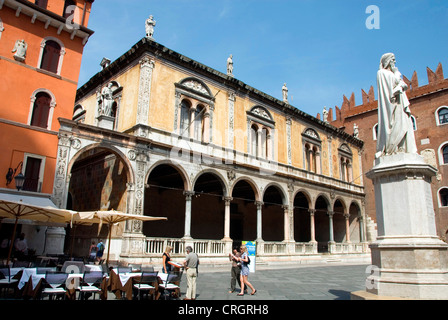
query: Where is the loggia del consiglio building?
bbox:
[53,25,371,266]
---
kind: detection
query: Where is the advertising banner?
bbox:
[242,241,256,273]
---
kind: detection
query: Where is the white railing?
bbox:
[295,242,318,254]
[328,242,369,254]
[144,238,226,256]
[145,238,185,255]
[144,237,367,257]
[263,242,287,254]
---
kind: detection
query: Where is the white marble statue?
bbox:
[375,53,417,158]
[353,123,359,138]
[322,107,328,122]
[12,39,27,62]
[282,83,288,103]
[227,54,233,76]
[145,15,156,39]
[100,83,114,116]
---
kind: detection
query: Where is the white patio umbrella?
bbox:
[71,210,167,264]
[0,199,74,264]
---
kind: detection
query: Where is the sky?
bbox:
[78,0,448,118]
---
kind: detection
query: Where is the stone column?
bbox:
[222,197,232,241]
[327,211,335,243]
[255,201,263,242]
[344,213,351,243]
[282,205,290,242]
[308,209,316,242]
[358,215,365,242]
[183,191,194,239]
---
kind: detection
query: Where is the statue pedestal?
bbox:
[364,153,448,299]
[97,115,115,130]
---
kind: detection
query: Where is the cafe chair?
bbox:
[41,271,68,300]
[129,264,142,272]
[159,270,183,300]
[141,266,154,272]
[117,267,132,274]
[133,271,158,300]
[12,260,30,268]
[36,267,57,274]
[0,266,19,298]
[61,261,85,274]
[77,271,104,300]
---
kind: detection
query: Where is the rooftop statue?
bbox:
[375,53,417,158]
[145,15,156,39]
[227,54,233,77]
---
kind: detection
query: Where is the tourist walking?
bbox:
[162,245,172,273]
[228,247,243,293]
[236,245,256,296]
[96,239,105,263]
[183,246,199,300]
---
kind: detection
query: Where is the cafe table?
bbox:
[15,268,107,300]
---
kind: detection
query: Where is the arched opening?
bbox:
[231,180,257,242]
[333,199,346,242]
[262,185,285,241]
[144,164,187,238]
[66,147,130,256]
[349,202,362,242]
[293,192,311,242]
[191,172,225,240]
[315,195,330,252]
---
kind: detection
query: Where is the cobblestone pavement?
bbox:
[178,263,369,300]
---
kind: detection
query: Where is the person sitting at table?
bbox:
[14,233,28,261]
[162,246,172,273]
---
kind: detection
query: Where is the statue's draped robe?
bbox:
[376,68,417,157]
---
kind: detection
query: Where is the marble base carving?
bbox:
[364,153,448,299]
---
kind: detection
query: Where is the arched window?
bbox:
[28,89,56,130]
[40,40,61,73]
[30,92,51,129]
[338,144,353,183]
[73,104,85,122]
[443,144,448,164]
[38,38,65,75]
[302,128,322,174]
[436,107,448,126]
[247,106,275,160]
[439,188,448,207]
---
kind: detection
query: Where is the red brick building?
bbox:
[320,63,448,241]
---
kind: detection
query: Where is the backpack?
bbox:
[247,255,251,265]
[98,242,105,251]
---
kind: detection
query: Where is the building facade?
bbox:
[56,33,370,265]
[0,0,94,255]
[323,63,448,241]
